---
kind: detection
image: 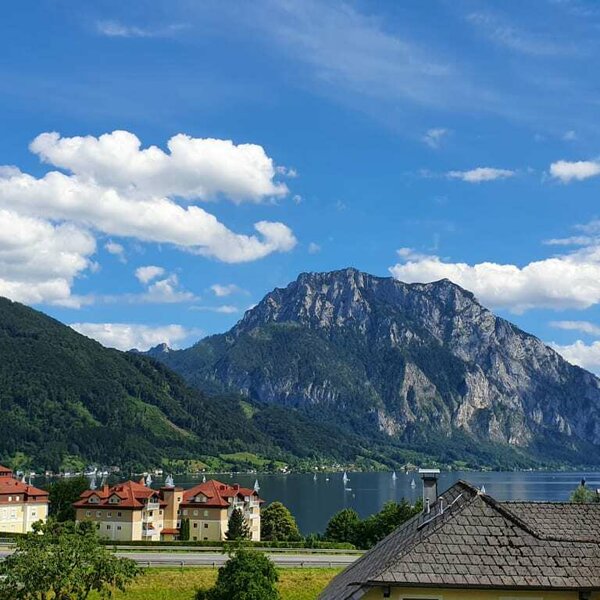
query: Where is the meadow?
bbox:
[94,567,341,600]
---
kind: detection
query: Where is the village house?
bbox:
[321,470,600,600]
[179,479,263,542]
[73,478,262,542]
[0,464,49,534]
[73,479,182,542]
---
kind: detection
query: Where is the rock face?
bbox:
[158,268,600,465]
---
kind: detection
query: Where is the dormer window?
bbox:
[88,495,100,504]
[109,495,121,504]
[195,494,207,503]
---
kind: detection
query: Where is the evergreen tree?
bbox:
[180,517,191,541]
[261,502,301,542]
[226,508,251,541]
[196,548,280,600]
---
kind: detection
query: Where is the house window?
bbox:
[183,509,188,516]
[96,511,101,518]
[203,510,209,517]
[117,512,122,517]
[86,511,91,517]
[107,512,112,517]
[193,510,198,516]
[106,525,111,530]
[193,523,198,528]
[204,524,208,529]
[117,526,122,531]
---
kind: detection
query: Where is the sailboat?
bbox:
[410,477,416,488]
[342,471,349,484]
[313,473,317,482]
[202,474,206,483]
[253,479,260,493]
[480,484,486,494]
[392,471,397,482]
[145,473,152,486]
[165,474,175,487]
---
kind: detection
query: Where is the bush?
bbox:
[196,548,280,600]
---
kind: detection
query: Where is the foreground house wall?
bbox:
[362,587,599,600]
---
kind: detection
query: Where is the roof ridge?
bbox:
[351,481,479,586]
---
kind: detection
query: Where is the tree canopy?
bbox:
[196,548,280,600]
[260,502,301,542]
[48,476,90,522]
[0,520,140,599]
[324,499,421,549]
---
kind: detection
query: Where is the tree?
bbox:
[180,517,191,541]
[358,500,421,549]
[571,484,600,503]
[0,520,140,599]
[48,476,90,522]
[196,548,280,600]
[260,502,301,542]
[226,508,251,541]
[324,508,360,545]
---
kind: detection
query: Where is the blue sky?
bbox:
[2,0,600,370]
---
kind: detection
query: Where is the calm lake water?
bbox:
[134,470,599,534]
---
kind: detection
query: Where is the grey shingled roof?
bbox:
[319,480,600,600]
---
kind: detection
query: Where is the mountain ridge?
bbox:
[154,268,600,467]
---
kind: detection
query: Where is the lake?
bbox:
[137,470,599,534]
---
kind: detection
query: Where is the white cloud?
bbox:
[422,128,449,149]
[135,265,166,285]
[447,167,515,183]
[30,131,288,203]
[70,322,200,351]
[390,245,600,313]
[0,130,298,306]
[563,130,577,141]
[96,21,187,39]
[0,209,95,307]
[550,159,600,183]
[190,304,239,314]
[550,320,600,336]
[210,283,242,297]
[308,242,321,254]
[550,340,600,373]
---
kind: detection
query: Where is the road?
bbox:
[0,550,357,569]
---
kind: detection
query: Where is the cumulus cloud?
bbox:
[135,265,166,284]
[210,283,242,297]
[550,340,600,374]
[70,322,200,351]
[550,320,600,336]
[390,245,600,313]
[447,167,515,183]
[550,160,600,183]
[0,209,95,307]
[30,131,288,203]
[0,130,297,306]
[422,128,449,149]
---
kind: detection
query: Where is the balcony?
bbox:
[145,502,160,510]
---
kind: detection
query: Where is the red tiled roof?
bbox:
[73,479,161,510]
[0,465,13,477]
[0,473,48,503]
[181,479,263,508]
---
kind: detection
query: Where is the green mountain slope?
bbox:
[0,297,375,472]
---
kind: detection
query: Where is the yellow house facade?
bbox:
[0,464,48,534]
[73,478,262,542]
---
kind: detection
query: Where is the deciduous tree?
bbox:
[261,502,301,542]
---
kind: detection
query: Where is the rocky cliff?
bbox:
[155,268,600,467]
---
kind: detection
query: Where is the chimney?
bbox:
[419,469,440,512]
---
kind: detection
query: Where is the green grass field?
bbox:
[93,567,340,600]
